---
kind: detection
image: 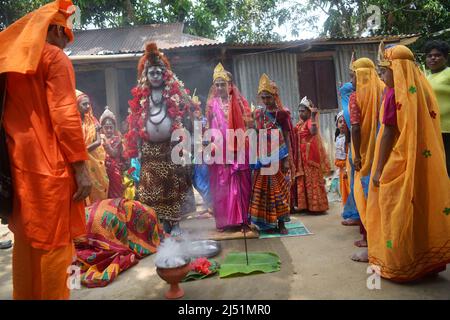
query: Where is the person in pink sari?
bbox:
[100,107,125,198]
[206,63,252,232]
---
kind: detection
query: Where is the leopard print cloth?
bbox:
[136,140,196,222]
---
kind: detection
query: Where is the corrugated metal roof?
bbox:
[223,34,418,49]
[67,24,418,56]
[66,23,219,56]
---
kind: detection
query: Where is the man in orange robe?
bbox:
[0,0,92,299]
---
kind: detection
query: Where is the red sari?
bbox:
[295,118,330,213]
[104,135,125,198]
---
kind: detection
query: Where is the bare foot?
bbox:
[197,212,213,219]
[216,228,225,233]
[351,249,368,262]
[278,221,288,235]
[342,219,360,226]
[354,239,368,247]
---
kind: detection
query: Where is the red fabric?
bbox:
[349,92,361,125]
[275,109,292,132]
[382,87,398,127]
[227,83,248,152]
[105,136,125,198]
[228,84,246,131]
[298,119,322,166]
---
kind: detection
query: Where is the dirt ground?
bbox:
[1,198,449,300]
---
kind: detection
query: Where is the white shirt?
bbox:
[335,134,347,160]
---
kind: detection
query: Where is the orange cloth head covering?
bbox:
[377,41,415,69]
[76,89,98,127]
[352,57,385,176]
[0,0,75,75]
[350,57,385,225]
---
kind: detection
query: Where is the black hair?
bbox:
[334,114,351,144]
[424,40,449,58]
[334,128,340,142]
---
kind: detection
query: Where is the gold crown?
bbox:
[258,73,276,95]
[213,63,230,82]
[349,51,356,71]
[377,40,392,67]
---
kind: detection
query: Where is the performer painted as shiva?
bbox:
[124,43,199,237]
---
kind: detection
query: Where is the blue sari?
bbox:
[339,82,360,221]
[192,116,211,207]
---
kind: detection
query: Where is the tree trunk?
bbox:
[123,0,136,25]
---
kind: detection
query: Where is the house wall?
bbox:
[232,52,300,118]
[334,43,380,89]
[75,70,107,120]
[232,51,340,166]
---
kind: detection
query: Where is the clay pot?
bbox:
[156,261,191,299]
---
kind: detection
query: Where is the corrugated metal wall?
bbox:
[231,43,382,168]
[334,43,379,91]
[329,43,380,165]
[232,52,300,119]
[232,51,339,165]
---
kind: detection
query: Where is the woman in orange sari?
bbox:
[76,90,109,204]
[294,97,330,214]
[366,43,450,282]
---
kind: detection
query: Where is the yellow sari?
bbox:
[77,90,109,204]
[350,58,385,226]
[367,45,450,282]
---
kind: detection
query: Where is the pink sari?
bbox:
[208,98,252,230]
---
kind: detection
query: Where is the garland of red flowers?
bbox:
[125,69,200,158]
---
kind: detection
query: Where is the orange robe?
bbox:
[3,43,88,299]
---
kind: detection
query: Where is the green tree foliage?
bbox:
[298,0,450,41]
[0,0,293,43]
[2,0,448,46]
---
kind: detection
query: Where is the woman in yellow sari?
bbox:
[349,58,385,260]
[366,43,450,282]
[76,90,109,204]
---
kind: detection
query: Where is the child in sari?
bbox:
[294,97,330,214]
[100,106,125,199]
[334,111,350,208]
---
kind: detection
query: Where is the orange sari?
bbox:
[367,45,450,282]
[335,158,350,205]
